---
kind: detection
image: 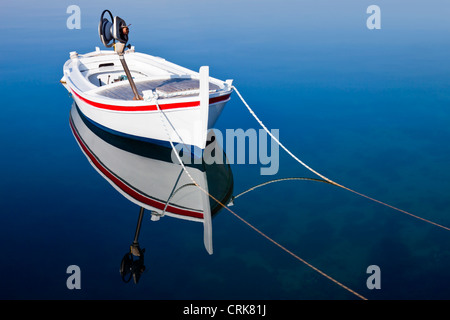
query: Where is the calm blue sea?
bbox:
[1,0,450,300]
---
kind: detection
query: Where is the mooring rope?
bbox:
[233,86,450,232]
[233,177,332,201]
[150,93,367,300]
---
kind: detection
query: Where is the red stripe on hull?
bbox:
[71,89,230,112]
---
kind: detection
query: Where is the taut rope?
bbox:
[233,86,450,232]
[150,92,367,300]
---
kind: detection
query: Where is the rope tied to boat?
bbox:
[232,86,450,232]
[232,177,332,203]
[151,91,367,300]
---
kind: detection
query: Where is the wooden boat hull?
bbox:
[62,48,233,150]
[71,89,230,149]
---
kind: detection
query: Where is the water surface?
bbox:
[1,0,450,300]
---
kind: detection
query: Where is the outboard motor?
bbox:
[120,207,147,284]
[98,10,142,99]
[98,10,130,53]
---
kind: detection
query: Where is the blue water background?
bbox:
[1,0,450,299]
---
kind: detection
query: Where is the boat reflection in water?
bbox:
[69,103,233,283]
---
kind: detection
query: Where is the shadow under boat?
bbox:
[69,103,234,282]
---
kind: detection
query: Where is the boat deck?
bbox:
[96,78,220,100]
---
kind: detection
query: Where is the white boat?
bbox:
[61,10,233,150]
[69,103,234,254]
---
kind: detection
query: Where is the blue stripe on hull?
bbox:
[76,104,204,158]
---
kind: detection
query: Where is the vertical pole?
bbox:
[199,66,209,149]
[201,173,213,255]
